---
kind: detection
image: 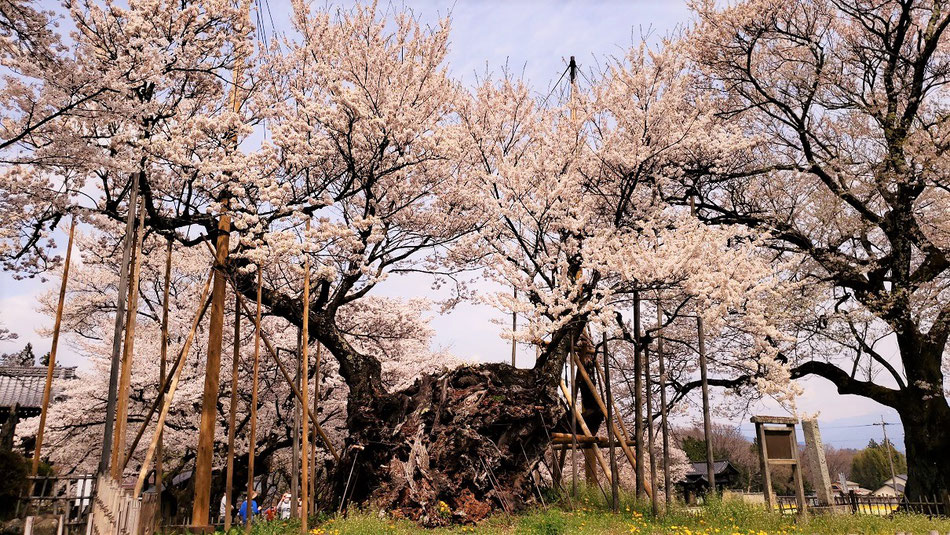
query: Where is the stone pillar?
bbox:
[801,419,833,506]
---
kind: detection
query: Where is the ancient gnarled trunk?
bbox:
[329,363,564,526]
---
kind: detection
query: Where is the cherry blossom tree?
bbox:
[686,0,950,498]
[0,0,802,521]
[18,230,452,513]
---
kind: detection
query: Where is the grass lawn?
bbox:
[234,494,950,535]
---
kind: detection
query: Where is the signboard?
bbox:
[763,428,794,460]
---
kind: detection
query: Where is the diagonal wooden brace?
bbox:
[571,353,653,497]
[559,380,614,484]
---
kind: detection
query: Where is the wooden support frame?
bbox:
[245,268,262,532]
[100,170,140,476]
[224,292,242,531]
[155,238,173,527]
[633,292,645,498]
[227,276,340,461]
[657,300,671,511]
[570,352,653,497]
[698,316,716,495]
[300,218,311,535]
[133,270,215,498]
[559,380,614,484]
[192,214,231,528]
[201,239,340,462]
[32,216,76,476]
[603,333,619,512]
[645,343,659,516]
[113,202,146,478]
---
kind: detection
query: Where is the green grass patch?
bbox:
[216,492,950,535]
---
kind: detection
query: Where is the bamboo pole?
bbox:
[224,292,242,530]
[300,219,311,535]
[645,343,658,516]
[657,301,671,511]
[31,216,76,475]
[100,170,140,476]
[134,270,215,498]
[113,201,146,479]
[603,332,619,512]
[192,213,231,528]
[156,238,173,525]
[246,268,262,533]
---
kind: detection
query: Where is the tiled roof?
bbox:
[686,460,734,477]
[0,366,77,409]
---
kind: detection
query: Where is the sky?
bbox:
[0,0,905,450]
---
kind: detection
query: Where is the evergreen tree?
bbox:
[850,440,907,491]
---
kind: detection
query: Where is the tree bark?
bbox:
[327,362,563,525]
[899,397,950,501]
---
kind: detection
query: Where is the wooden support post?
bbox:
[511,288,517,367]
[291,328,300,518]
[134,270,215,498]
[657,301,671,511]
[113,202,146,479]
[226,279,339,461]
[191,214,231,529]
[224,292,242,530]
[31,216,76,475]
[633,291,645,498]
[246,268,262,532]
[754,421,774,510]
[645,344,658,516]
[790,423,807,515]
[300,219,311,535]
[697,316,716,494]
[156,239,172,526]
[100,171,140,476]
[569,337,578,496]
[310,343,321,513]
[559,381,613,483]
[572,352,652,497]
[206,253,340,461]
[603,333,619,512]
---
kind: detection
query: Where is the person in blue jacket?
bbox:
[238,491,259,523]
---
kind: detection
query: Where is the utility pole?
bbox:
[874,416,900,495]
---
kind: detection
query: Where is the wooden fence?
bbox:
[88,475,158,535]
[16,475,96,534]
[775,492,949,517]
